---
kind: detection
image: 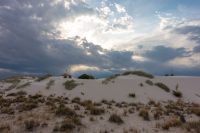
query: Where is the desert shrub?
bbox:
[13,95,27,103]
[55,117,81,132]
[109,114,124,124]
[55,104,77,117]
[24,119,40,131]
[90,107,105,115]
[184,121,200,133]
[153,108,163,120]
[18,102,38,112]
[162,118,182,130]
[6,82,19,91]
[145,80,153,86]
[173,90,182,98]
[80,100,93,109]
[139,83,143,87]
[78,74,95,79]
[122,71,154,79]
[71,97,81,104]
[139,109,150,121]
[191,107,200,116]
[16,82,31,89]
[28,94,42,99]
[46,79,55,89]
[102,74,120,84]
[1,107,14,114]
[128,93,136,98]
[36,74,52,82]
[155,82,170,92]
[7,91,27,97]
[63,80,79,90]
[0,123,10,132]
[173,84,182,97]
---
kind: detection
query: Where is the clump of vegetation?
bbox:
[46,79,55,89]
[54,117,81,132]
[1,107,14,114]
[18,102,38,112]
[184,121,200,133]
[90,107,105,115]
[24,119,40,131]
[122,71,154,79]
[172,84,182,98]
[145,80,153,86]
[0,123,10,132]
[36,74,52,82]
[139,108,150,121]
[128,93,136,98]
[16,82,31,89]
[63,80,79,90]
[161,118,182,130]
[155,82,170,92]
[55,104,77,117]
[173,90,182,98]
[3,76,21,83]
[191,107,200,116]
[78,74,95,79]
[139,83,143,87]
[102,74,120,84]
[7,91,27,97]
[109,114,124,125]
[71,97,81,104]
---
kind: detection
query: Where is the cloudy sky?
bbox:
[0,0,200,78]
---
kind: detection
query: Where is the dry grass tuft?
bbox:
[139,108,150,121]
[109,114,124,125]
[161,117,182,130]
[46,79,55,89]
[63,80,79,90]
[155,82,170,92]
[0,123,10,132]
[24,119,40,131]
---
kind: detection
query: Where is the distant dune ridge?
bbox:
[0,71,200,133]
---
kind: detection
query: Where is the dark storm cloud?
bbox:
[0,0,135,77]
[173,25,200,53]
[0,0,199,78]
[143,45,190,62]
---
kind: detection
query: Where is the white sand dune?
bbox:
[0,75,200,133]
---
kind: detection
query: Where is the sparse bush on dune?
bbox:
[145,80,153,86]
[191,107,200,116]
[90,107,105,115]
[139,108,150,121]
[161,117,182,130]
[155,82,170,92]
[122,71,154,79]
[128,93,136,98]
[46,79,55,89]
[109,114,124,124]
[16,82,31,89]
[0,123,10,132]
[173,90,182,98]
[184,121,200,133]
[7,91,27,97]
[24,119,40,131]
[55,104,77,117]
[102,74,120,84]
[78,74,95,79]
[1,106,14,114]
[54,117,81,132]
[36,74,52,82]
[63,80,79,90]
[172,84,182,98]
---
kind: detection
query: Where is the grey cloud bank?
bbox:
[0,0,200,78]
